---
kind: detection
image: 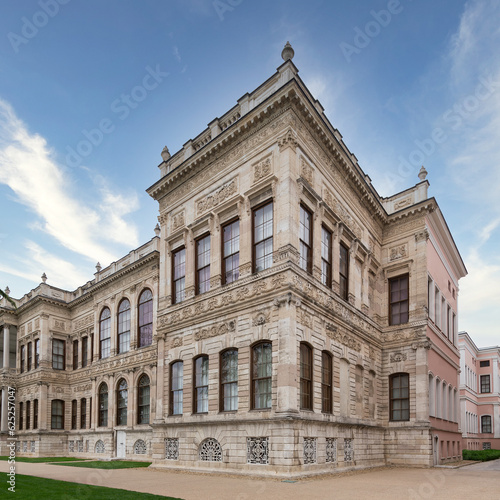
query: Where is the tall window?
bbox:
[81,337,88,368]
[481,415,492,433]
[321,227,332,287]
[117,299,131,353]
[71,399,78,429]
[322,351,333,413]
[170,361,183,415]
[138,289,153,347]
[99,308,111,359]
[138,375,150,424]
[172,247,186,304]
[116,379,128,426]
[33,399,38,429]
[20,345,25,373]
[26,400,31,429]
[299,205,312,273]
[81,398,87,429]
[390,373,410,421]
[51,400,64,429]
[480,375,491,393]
[339,243,349,300]
[35,339,40,368]
[27,342,32,371]
[98,383,108,427]
[300,343,313,410]
[222,220,240,284]
[220,349,238,411]
[253,201,273,272]
[252,342,272,409]
[89,398,92,427]
[19,402,23,429]
[194,355,209,413]
[389,275,409,325]
[73,340,78,370]
[196,235,211,295]
[52,339,65,370]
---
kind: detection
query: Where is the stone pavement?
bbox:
[1,460,500,500]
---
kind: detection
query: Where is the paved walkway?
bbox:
[2,460,500,499]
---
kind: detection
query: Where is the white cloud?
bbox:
[0,98,140,266]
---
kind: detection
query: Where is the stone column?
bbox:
[3,324,10,368]
[414,341,431,422]
[154,338,165,423]
[39,383,48,430]
[90,377,96,430]
[1,388,8,432]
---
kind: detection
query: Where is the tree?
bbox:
[0,288,16,309]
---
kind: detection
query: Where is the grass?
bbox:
[55,460,152,469]
[462,449,500,461]
[0,456,84,463]
[10,474,182,499]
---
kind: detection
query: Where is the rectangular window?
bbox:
[253,201,273,272]
[435,287,440,328]
[81,337,88,368]
[322,352,333,413]
[172,247,186,304]
[33,399,38,429]
[196,235,211,295]
[481,415,492,433]
[447,305,451,339]
[222,220,240,284]
[51,400,64,430]
[299,205,312,273]
[194,356,209,413]
[35,339,40,368]
[390,373,409,421]
[19,402,23,430]
[73,340,78,370]
[52,339,65,370]
[480,375,491,393]
[480,360,490,367]
[170,361,183,415]
[90,334,94,364]
[321,226,332,287]
[26,400,30,429]
[220,349,238,411]
[81,398,87,429]
[71,400,77,429]
[300,343,313,410]
[20,345,25,373]
[339,243,349,300]
[89,398,92,427]
[27,342,32,371]
[252,342,272,410]
[389,274,409,325]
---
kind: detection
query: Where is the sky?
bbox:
[0,0,499,348]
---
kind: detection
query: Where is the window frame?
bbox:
[339,242,349,301]
[172,246,186,304]
[138,289,153,348]
[170,361,183,416]
[99,307,111,359]
[389,373,410,422]
[98,383,108,427]
[116,378,128,426]
[299,204,313,274]
[300,343,313,410]
[137,374,150,424]
[117,298,131,354]
[251,341,272,410]
[321,351,333,414]
[71,399,78,430]
[26,400,30,429]
[81,337,88,368]
[195,234,211,295]
[221,218,240,285]
[480,375,491,394]
[20,345,25,373]
[481,415,492,433]
[34,339,40,368]
[19,401,23,430]
[52,339,65,370]
[51,399,65,430]
[321,226,332,287]
[73,339,78,370]
[252,200,274,273]
[389,274,409,326]
[27,342,32,371]
[81,398,87,429]
[193,355,209,414]
[33,399,38,429]
[220,348,238,412]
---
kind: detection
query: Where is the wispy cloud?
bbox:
[0,98,140,267]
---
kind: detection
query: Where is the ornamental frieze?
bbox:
[298,310,313,329]
[54,319,66,331]
[382,330,420,342]
[74,314,93,331]
[323,188,362,239]
[389,352,407,362]
[194,321,236,341]
[324,324,361,352]
[300,157,314,185]
[73,384,92,393]
[196,178,238,216]
[253,157,272,183]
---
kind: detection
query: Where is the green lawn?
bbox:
[462,449,500,461]
[55,460,152,469]
[0,456,84,463]
[10,474,182,499]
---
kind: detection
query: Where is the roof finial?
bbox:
[4,286,10,295]
[161,146,171,162]
[418,165,428,181]
[41,273,47,283]
[281,41,294,61]
[154,223,161,237]
[95,262,102,272]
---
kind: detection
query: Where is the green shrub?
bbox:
[462,449,500,461]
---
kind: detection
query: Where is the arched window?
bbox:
[117,299,131,354]
[98,383,108,427]
[170,361,183,415]
[51,399,64,429]
[194,355,209,413]
[138,289,153,347]
[321,351,333,413]
[389,373,409,421]
[300,343,313,410]
[116,379,128,426]
[220,349,238,412]
[99,308,111,359]
[138,374,150,424]
[251,342,272,410]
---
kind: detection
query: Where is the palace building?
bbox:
[0,43,468,476]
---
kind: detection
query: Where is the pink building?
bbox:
[459,332,500,450]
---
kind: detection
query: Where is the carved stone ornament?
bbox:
[325,325,361,352]
[253,311,270,326]
[415,229,429,242]
[171,211,185,232]
[300,157,314,185]
[390,352,407,363]
[278,128,299,151]
[194,321,235,341]
[389,244,408,261]
[196,178,238,215]
[394,197,412,211]
[253,157,272,183]
[323,188,362,239]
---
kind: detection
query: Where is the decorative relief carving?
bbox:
[389,244,408,261]
[382,330,420,342]
[196,178,238,215]
[394,197,412,210]
[27,322,33,334]
[239,262,252,277]
[303,438,317,464]
[253,157,272,183]
[73,384,92,393]
[74,314,93,331]
[172,337,183,348]
[344,438,354,462]
[194,321,235,341]
[325,325,361,352]
[54,320,66,331]
[247,437,269,465]
[199,438,222,462]
[326,438,337,463]
[415,229,429,242]
[165,438,179,460]
[300,157,314,185]
[390,352,407,363]
[171,211,185,232]
[134,439,147,455]
[323,188,362,239]
[34,318,40,329]
[253,311,270,326]
[95,440,105,454]
[411,340,431,350]
[278,128,299,151]
[298,310,313,329]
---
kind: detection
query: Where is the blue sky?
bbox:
[0,0,499,347]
